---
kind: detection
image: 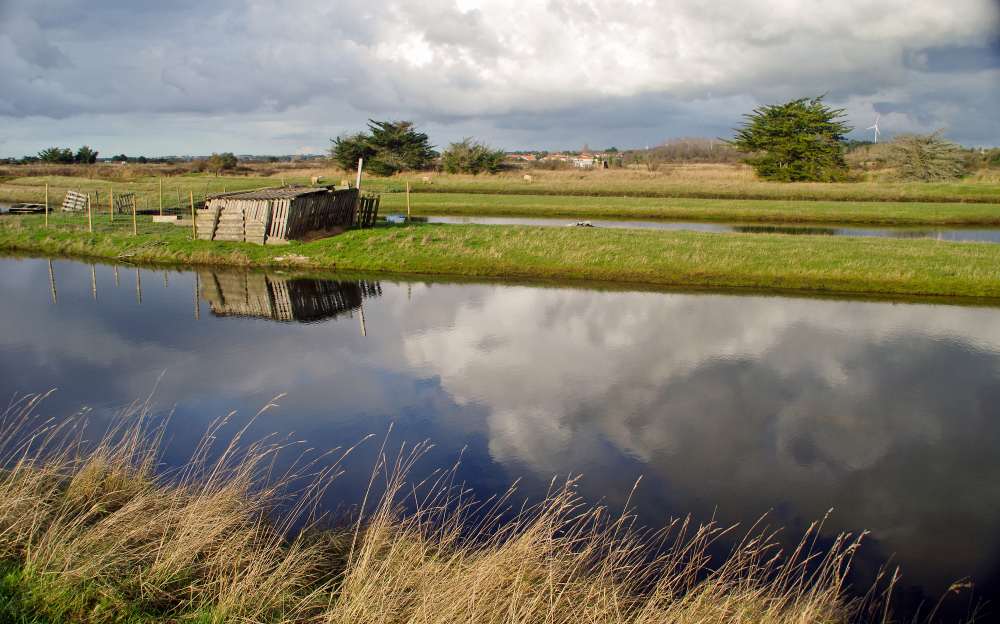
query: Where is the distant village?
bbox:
[504,148,618,169]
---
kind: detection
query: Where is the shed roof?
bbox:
[210,186,330,201]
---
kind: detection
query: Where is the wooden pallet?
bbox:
[61,191,88,212]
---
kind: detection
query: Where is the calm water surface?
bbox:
[424,214,1000,242]
[1,256,998,616]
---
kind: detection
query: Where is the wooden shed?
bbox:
[196,187,379,245]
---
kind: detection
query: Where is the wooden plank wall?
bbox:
[353,193,381,228]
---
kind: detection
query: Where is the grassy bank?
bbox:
[0,394,879,623]
[3,214,1000,299]
[380,192,1000,225]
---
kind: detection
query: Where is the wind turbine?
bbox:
[866,114,881,144]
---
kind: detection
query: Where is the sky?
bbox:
[1,0,998,157]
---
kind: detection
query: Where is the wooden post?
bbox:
[44,184,49,228]
[47,259,57,304]
[95,190,100,219]
[175,188,181,212]
[158,178,163,216]
[131,193,137,235]
[87,195,93,233]
[355,158,363,190]
[406,181,411,220]
[109,187,114,223]
[190,191,197,239]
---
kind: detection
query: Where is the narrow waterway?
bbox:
[422,214,1000,242]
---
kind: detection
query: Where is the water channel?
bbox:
[1,256,997,617]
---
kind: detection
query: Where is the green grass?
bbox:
[3,213,1000,300]
[380,192,1000,225]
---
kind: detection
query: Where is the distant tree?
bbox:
[731,96,851,181]
[73,145,99,164]
[440,138,505,174]
[38,147,74,164]
[888,133,968,181]
[206,152,238,174]
[136,155,148,164]
[330,120,436,176]
[111,154,129,162]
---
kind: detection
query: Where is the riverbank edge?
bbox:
[2,221,1000,300]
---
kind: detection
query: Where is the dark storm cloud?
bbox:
[0,0,998,155]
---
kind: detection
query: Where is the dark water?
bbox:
[424,214,1000,243]
[2,256,999,617]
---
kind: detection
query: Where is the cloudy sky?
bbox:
[1,0,998,157]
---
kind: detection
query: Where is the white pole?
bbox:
[355,157,363,191]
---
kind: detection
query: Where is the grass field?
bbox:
[3,213,1000,300]
[382,166,1000,203]
[380,192,1000,225]
[5,171,1000,227]
[0,395,884,623]
[3,164,1000,213]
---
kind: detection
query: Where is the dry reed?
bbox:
[0,393,893,623]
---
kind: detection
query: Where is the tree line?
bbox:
[6,103,995,182]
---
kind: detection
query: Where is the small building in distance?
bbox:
[196,186,379,245]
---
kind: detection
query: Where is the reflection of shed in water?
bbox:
[198,270,381,322]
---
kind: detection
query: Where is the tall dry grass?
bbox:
[0,394,895,623]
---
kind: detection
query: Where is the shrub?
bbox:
[440,138,505,174]
[888,133,968,181]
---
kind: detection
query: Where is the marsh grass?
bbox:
[0,392,907,623]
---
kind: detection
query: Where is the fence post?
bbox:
[406,181,411,220]
[355,158,363,190]
[44,183,49,228]
[131,194,137,235]
[110,186,114,223]
[87,195,93,233]
[159,178,163,216]
[190,191,197,239]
